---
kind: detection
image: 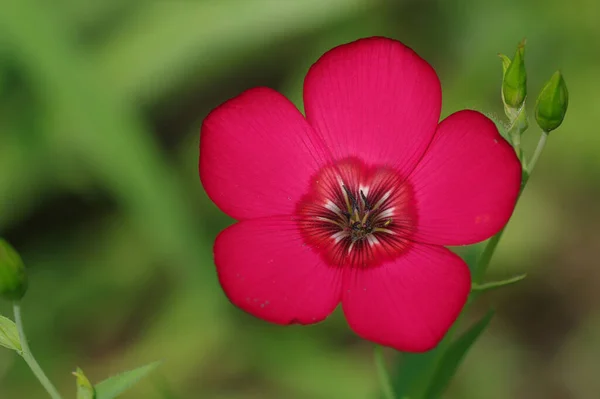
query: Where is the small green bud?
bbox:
[73,367,96,399]
[0,239,28,300]
[535,71,568,132]
[501,39,527,109]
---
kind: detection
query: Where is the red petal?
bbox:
[200,88,328,220]
[215,217,343,325]
[342,244,470,352]
[303,37,441,175]
[409,110,521,245]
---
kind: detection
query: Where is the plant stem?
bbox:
[527,131,548,172]
[415,128,549,398]
[13,303,63,399]
[472,228,506,283]
[473,130,548,283]
[374,346,396,399]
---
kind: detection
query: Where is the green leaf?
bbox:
[74,367,96,399]
[0,314,21,353]
[95,361,161,399]
[471,274,527,292]
[424,310,495,398]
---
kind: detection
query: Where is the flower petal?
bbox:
[303,37,441,175]
[214,217,343,324]
[200,87,328,220]
[342,244,470,352]
[409,110,521,245]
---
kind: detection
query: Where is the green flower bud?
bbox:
[0,239,28,300]
[73,367,96,399]
[535,71,568,132]
[501,39,527,109]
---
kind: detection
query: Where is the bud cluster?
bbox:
[499,39,569,134]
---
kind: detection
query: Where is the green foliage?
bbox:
[391,347,444,398]
[424,310,495,399]
[95,362,161,399]
[471,274,527,293]
[0,314,21,353]
[0,239,28,300]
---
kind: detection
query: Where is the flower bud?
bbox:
[0,239,28,300]
[501,40,527,110]
[535,71,568,132]
[73,367,96,399]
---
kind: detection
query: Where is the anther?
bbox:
[360,190,371,210]
[342,185,359,211]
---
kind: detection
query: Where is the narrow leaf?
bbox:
[73,367,96,399]
[390,341,447,398]
[95,361,161,399]
[472,274,527,292]
[0,314,21,353]
[424,310,495,398]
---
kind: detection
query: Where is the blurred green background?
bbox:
[0,0,598,398]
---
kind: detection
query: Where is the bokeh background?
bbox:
[1,0,598,398]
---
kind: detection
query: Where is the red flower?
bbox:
[199,37,521,352]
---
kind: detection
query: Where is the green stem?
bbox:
[13,303,63,399]
[415,129,549,398]
[527,131,548,172]
[472,229,506,283]
[511,131,522,164]
[473,130,547,283]
[374,346,396,399]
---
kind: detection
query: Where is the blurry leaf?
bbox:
[153,373,184,399]
[0,314,21,353]
[471,274,527,292]
[95,361,161,399]
[94,0,376,104]
[391,343,445,398]
[73,367,96,399]
[1,0,207,281]
[424,310,495,398]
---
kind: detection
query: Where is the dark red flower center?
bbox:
[297,158,417,268]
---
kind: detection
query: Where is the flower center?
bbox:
[296,158,416,268]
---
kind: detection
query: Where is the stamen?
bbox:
[359,185,369,198]
[373,227,395,235]
[360,190,371,210]
[361,211,371,224]
[340,183,352,213]
[353,208,361,222]
[316,216,345,228]
[342,185,359,211]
